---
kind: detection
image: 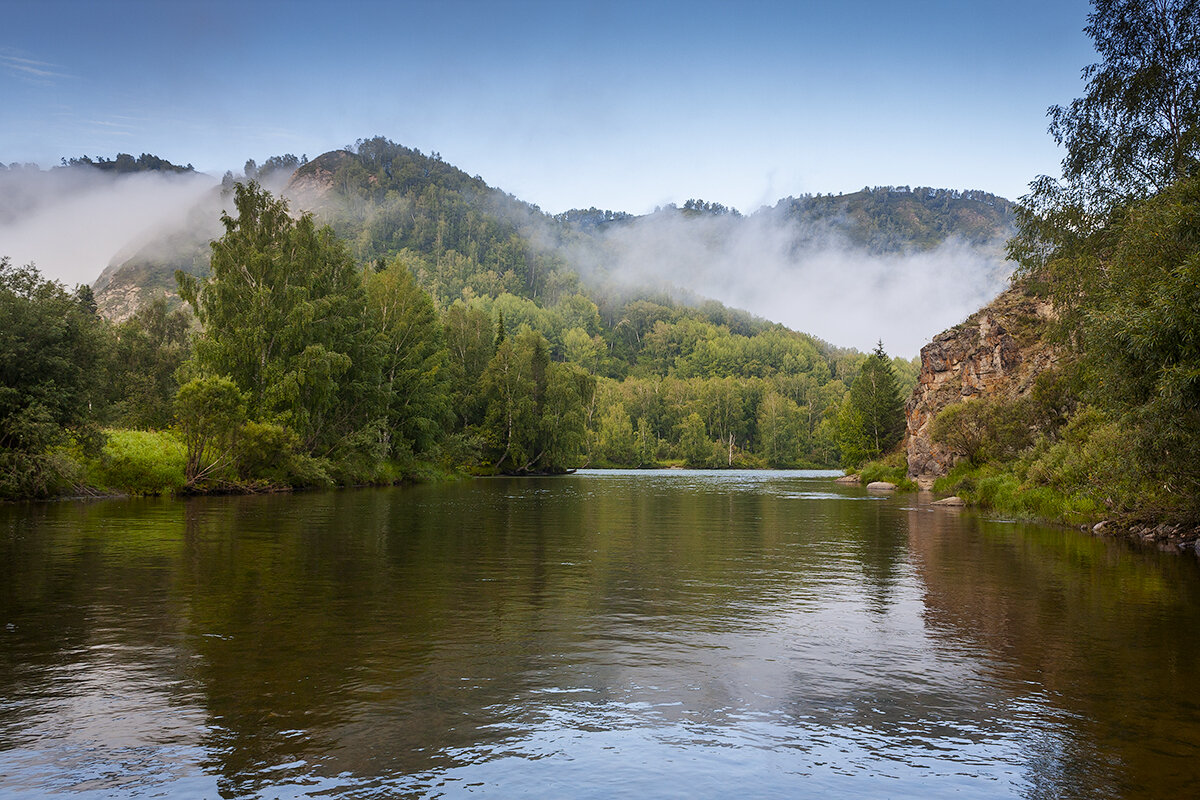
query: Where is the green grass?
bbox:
[89,429,187,495]
[855,450,919,491]
[934,459,1103,526]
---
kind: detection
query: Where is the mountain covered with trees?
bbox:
[1,142,964,497]
[88,140,1015,321]
[0,130,1021,498]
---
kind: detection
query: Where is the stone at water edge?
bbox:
[834,475,860,485]
[866,481,897,491]
[931,496,966,507]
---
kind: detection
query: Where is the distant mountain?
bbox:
[283,139,567,305]
[61,153,196,174]
[769,186,1015,253]
[87,138,1016,333]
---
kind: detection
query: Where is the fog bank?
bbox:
[570,210,1012,358]
[0,168,216,287]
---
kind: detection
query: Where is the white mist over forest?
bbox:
[567,210,1013,357]
[0,164,1013,357]
[0,168,216,287]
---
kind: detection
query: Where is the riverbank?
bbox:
[911,482,1200,557]
[842,450,1200,557]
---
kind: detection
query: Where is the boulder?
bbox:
[931,495,966,507]
[866,481,897,491]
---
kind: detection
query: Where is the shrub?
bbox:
[856,449,918,491]
[91,430,186,495]
[931,396,1035,465]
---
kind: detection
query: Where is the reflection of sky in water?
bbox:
[0,474,1192,798]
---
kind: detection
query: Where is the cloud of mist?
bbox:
[568,210,1013,358]
[0,167,216,287]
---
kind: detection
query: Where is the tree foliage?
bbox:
[175,376,246,487]
[178,181,383,461]
[964,1,1200,523]
[365,256,452,459]
[838,342,905,466]
[1012,0,1200,280]
[0,258,105,497]
[1051,0,1200,209]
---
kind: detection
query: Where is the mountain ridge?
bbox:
[66,140,1017,350]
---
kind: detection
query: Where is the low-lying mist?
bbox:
[566,210,1013,358]
[0,157,1013,358]
[0,167,217,287]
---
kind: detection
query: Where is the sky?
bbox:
[2,0,1096,216]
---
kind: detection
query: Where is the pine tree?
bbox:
[844,341,905,463]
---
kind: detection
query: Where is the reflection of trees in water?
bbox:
[2,480,918,793]
[907,508,1200,798]
[7,483,1199,796]
[851,500,909,614]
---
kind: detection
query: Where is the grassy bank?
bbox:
[8,429,465,501]
[847,449,919,491]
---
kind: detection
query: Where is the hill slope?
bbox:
[87,138,1017,349]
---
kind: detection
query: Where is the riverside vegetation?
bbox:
[0,169,925,498]
[8,0,1194,529]
[915,0,1200,533]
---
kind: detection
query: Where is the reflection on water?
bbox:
[1,470,1199,798]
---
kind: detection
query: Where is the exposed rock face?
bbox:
[96,282,157,322]
[905,286,1058,488]
[284,150,355,211]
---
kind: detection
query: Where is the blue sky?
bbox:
[3,0,1095,214]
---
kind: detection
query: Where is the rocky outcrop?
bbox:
[284,150,356,212]
[905,286,1059,488]
[96,282,157,322]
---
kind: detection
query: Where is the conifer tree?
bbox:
[843,342,905,463]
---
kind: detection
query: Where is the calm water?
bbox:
[2,470,1199,799]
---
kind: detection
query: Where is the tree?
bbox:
[442,303,495,429]
[481,326,591,473]
[1049,0,1200,210]
[843,342,905,463]
[635,416,658,467]
[597,402,636,465]
[0,258,105,498]
[1012,0,1200,277]
[481,328,543,471]
[1004,1,1200,521]
[678,412,713,467]
[835,398,871,469]
[757,391,805,467]
[178,181,383,464]
[175,376,246,487]
[365,257,451,459]
[103,297,191,430]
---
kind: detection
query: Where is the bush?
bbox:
[931,396,1036,465]
[90,430,186,495]
[175,376,246,487]
[856,449,918,491]
[933,444,1105,526]
[0,447,85,499]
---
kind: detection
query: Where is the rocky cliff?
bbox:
[905,285,1058,487]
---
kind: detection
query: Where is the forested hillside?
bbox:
[771,186,1014,253]
[3,134,1027,497]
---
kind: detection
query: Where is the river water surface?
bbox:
[2,470,1199,798]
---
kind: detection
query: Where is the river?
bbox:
[2,469,1198,798]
